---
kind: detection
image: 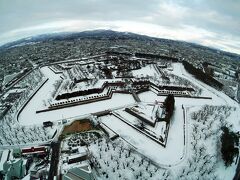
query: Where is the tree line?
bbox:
[221,126,239,166]
[135,53,179,62]
[182,61,223,89]
[164,94,175,123]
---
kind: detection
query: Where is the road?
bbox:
[48,141,61,180]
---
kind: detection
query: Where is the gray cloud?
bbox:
[0,0,239,54]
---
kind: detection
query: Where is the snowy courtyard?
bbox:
[1,57,239,180]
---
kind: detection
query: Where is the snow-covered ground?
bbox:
[9,62,240,179]
[138,90,215,107]
[18,67,135,125]
[115,106,167,140]
[100,105,185,166]
[89,138,172,179]
[92,63,239,179]
[2,72,21,86]
[171,63,239,106]
[19,93,135,125]
[132,64,158,77]
[173,105,239,179]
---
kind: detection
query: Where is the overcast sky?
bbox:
[0,0,240,54]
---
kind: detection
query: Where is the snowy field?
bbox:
[172,105,239,179]
[132,64,158,77]
[18,67,135,125]
[115,106,167,140]
[10,62,240,179]
[19,64,239,125]
[3,72,21,85]
[88,138,172,179]
[19,92,135,125]
[100,105,185,166]
[171,63,239,106]
[138,90,215,107]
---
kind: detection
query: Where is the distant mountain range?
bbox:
[0,30,153,49]
[0,29,239,59]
